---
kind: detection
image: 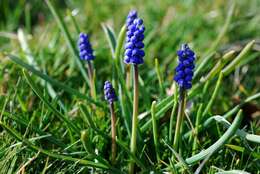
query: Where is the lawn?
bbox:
[0,0,259,173]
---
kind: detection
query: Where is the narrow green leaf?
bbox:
[0,121,110,170]
[8,54,104,108]
[115,25,126,66]
[23,70,80,134]
[202,72,224,117]
[212,115,260,144]
[79,104,146,170]
[225,144,260,158]
[141,97,174,132]
[176,110,242,167]
[151,101,159,162]
[3,111,67,148]
[201,50,235,82]
[102,23,117,57]
[17,28,66,111]
[184,92,260,139]
[163,140,192,174]
[222,40,255,76]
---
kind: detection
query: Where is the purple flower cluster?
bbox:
[78,33,95,61]
[174,44,195,90]
[104,81,117,103]
[124,10,145,65]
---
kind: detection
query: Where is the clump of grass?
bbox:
[0,0,260,173]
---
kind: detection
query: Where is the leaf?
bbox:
[163,140,192,174]
[8,54,105,108]
[23,70,80,134]
[225,144,260,158]
[222,40,255,76]
[176,110,243,168]
[79,104,147,170]
[3,111,67,148]
[0,121,110,170]
[102,23,117,57]
[141,95,175,132]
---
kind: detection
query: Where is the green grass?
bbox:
[0,0,260,173]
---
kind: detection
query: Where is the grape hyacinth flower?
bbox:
[174,44,195,90]
[124,10,145,65]
[173,44,196,152]
[104,81,117,164]
[78,33,96,100]
[78,33,95,61]
[124,10,145,174]
[104,81,117,103]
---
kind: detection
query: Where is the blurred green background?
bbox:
[0,0,259,106]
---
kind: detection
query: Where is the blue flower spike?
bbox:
[125,10,146,173]
[78,32,97,100]
[104,81,117,165]
[174,44,196,90]
[124,10,145,65]
[104,81,117,104]
[78,33,95,61]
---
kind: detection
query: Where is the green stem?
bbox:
[129,65,139,174]
[151,101,160,162]
[87,61,96,100]
[173,89,186,152]
[110,102,117,165]
[155,58,164,95]
[202,72,223,117]
[192,104,203,155]
[169,88,178,143]
[126,64,131,90]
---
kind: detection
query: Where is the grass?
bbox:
[0,0,260,173]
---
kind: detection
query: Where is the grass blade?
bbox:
[163,140,192,174]
[141,95,175,132]
[176,110,243,167]
[79,104,146,170]
[23,70,80,134]
[222,40,255,76]
[102,23,117,57]
[0,121,110,170]
[8,54,104,108]
[212,115,260,144]
[202,72,224,117]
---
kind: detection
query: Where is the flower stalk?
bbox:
[126,64,131,89]
[173,89,186,151]
[78,33,96,100]
[104,81,118,165]
[109,102,117,165]
[87,61,96,100]
[173,44,196,152]
[123,10,145,173]
[151,101,160,162]
[129,65,139,173]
